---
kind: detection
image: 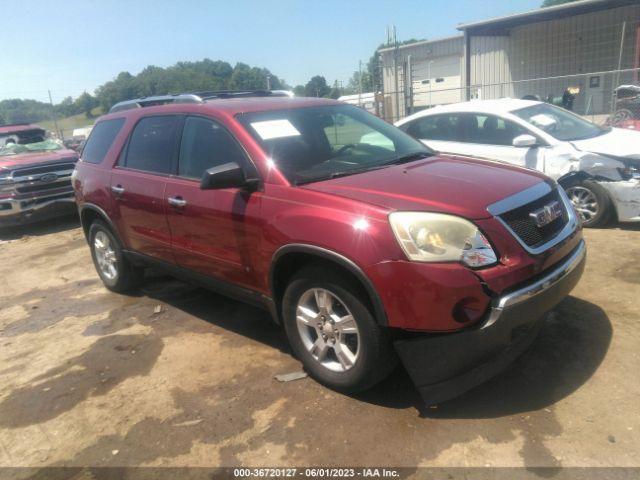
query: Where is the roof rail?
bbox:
[108,94,203,113]
[108,90,296,114]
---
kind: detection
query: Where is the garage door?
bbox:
[412,55,462,107]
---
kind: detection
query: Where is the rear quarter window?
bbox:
[81,118,126,164]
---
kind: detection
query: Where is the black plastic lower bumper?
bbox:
[395,240,587,406]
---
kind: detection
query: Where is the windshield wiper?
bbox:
[295,152,433,185]
[382,151,432,166]
[295,167,383,185]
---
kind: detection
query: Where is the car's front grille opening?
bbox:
[16,180,72,194]
[500,189,569,248]
[11,161,76,178]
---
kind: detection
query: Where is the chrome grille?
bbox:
[8,160,77,198]
[499,189,569,248]
[11,160,76,178]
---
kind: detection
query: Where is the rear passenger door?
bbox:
[404,113,544,170]
[403,113,473,155]
[165,116,263,289]
[456,113,544,169]
[110,115,182,263]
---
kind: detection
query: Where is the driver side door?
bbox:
[165,116,263,290]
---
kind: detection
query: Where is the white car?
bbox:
[396,99,640,227]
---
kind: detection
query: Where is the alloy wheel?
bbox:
[566,185,599,223]
[295,288,360,372]
[94,231,118,281]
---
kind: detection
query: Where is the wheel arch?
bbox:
[79,204,119,243]
[557,170,592,187]
[269,244,388,327]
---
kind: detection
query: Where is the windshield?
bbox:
[512,103,606,141]
[238,104,433,184]
[0,139,63,157]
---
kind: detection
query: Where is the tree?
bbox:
[304,76,331,98]
[541,0,579,7]
[75,92,99,118]
[293,85,305,96]
[93,59,288,111]
[0,58,290,122]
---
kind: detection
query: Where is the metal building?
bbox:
[380,0,640,122]
[459,0,640,115]
[378,35,464,121]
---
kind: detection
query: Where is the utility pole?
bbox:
[48,90,62,140]
[266,74,271,90]
[358,60,363,107]
[392,25,400,122]
[427,60,434,107]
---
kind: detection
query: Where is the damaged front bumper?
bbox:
[0,194,77,226]
[600,178,640,222]
[394,240,586,406]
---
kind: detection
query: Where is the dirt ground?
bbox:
[0,216,638,471]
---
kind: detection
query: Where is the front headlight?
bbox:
[389,212,498,268]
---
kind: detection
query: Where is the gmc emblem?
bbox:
[530,200,563,228]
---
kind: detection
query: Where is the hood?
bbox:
[301,154,547,219]
[571,127,640,158]
[0,148,78,171]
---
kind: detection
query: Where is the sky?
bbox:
[0,0,541,103]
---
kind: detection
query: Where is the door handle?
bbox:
[111,185,125,195]
[168,196,187,208]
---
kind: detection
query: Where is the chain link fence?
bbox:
[377,16,640,128]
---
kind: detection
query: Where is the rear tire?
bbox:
[564,179,613,228]
[282,264,397,393]
[89,220,143,292]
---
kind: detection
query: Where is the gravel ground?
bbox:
[0,216,638,471]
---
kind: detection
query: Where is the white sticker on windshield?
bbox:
[250,119,301,140]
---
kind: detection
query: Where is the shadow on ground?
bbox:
[356,296,612,418]
[137,276,612,420]
[0,214,80,241]
[138,273,290,355]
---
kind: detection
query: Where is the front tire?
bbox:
[282,265,397,393]
[564,179,613,228]
[89,220,143,292]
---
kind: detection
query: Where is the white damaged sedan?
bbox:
[396,99,640,227]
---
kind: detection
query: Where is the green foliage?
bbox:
[0,98,56,125]
[304,76,331,97]
[0,94,101,125]
[75,92,99,118]
[0,58,287,125]
[94,59,286,111]
[541,0,579,7]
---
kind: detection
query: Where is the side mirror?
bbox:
[200,162,258,190]
[512,134,538,148]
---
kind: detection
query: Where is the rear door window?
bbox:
[82,118,125,164]
[178,116,246,180]
[465,114,529,146]
[405,114,461,141]
[123,116,181,174]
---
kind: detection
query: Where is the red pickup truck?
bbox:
[73,92,586,404]
[0,124,79,226]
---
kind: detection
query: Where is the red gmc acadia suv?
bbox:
[72,91,586,404]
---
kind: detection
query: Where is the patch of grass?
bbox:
[40,107,103,138]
